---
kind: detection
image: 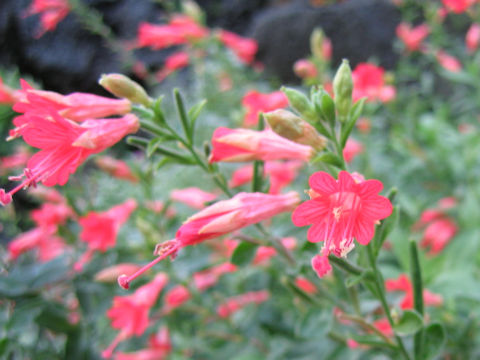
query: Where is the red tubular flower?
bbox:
[436,50,462,72]
[118,192,299,289]
[193,262,237,292]
[442,0,476,13]
[295,276,317,294]
[0,77,20,105]
[95,156,138,183]
[217,290,269,318]
[352,63,396,103]
[242,90,288,127]
[396,23,429,52]
[103,273,169,359]
[170,187,217,209]
[253,237,296,265]
[114,326,172,360]
[466,23,480,53]
[164,285,191,311]
[137,15,208,50]
[292,171,392,277]
[23,0,70,37]
[31,202,74,227]
[209,128,314,163]
[74,199,137,271]
[385,274,443,310]
[156,51,190,82]
[374,318,394,338]
[343,138,364,163]
[218,30,258,64]
[13,80,131,122]
[1,112,139,205]
[0,147,30,175]
[421,218,457,255]
[294,59,318,80]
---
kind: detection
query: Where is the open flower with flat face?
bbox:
[292,171,392,277]
[209,128,314,163]
[1,112,139,206]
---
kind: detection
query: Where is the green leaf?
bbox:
[319,92,335,126]
[393,310,423,336]
[152,96,166,125]
[146,138,162,158]
[340,97,365,147]
[231,242,258,266]
[311,153,344,168]
[174,88,193,144]
[422,323,446,360]
[373,205,399,257]
[188,99,207,132]
[349,334,396,349]
[35,302,76,333]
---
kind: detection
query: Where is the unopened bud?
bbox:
[182,0,204,24]
[333,59,353,122]
[281,87,317,122]
[310,28,327,60]
[99,73,152,107]
[265,109,326,151]
[294,59,318,79]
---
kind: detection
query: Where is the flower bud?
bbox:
[333,59,353,122]
[264,109,326,151]
[99,73,152,107]
[182,0,204,24]
[293,59,318,79]
[310,28,325,60]
[281,87,316,122]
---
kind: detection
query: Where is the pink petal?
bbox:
[361,196,393,220]
[307,222,328,243]
[308,171,337,195]
[354,218,375,245]
[291,199,328,227]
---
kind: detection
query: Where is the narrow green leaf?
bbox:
[231,242,258,266]
[188,99,207,133]
[373,205,399,257]
[422,323,446,359]
[340,97,365,147]
[311,153,344,168]
[394,310,423,336]
[146,138,162,158]
[320,92,335,126]
[349,334,396,349]
[174,88,192,144]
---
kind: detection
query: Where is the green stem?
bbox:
[410,239,424,359]
[328,255,364,276]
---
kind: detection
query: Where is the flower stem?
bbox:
[410,239,424,359]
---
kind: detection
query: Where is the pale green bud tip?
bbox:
[99,73,152,107]
[333,59,353,120]
[310,28,325,60]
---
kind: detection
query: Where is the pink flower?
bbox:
[103,273,169,359]
[8,225,66,262]
[95,156,138,183]
[193,262,237,292]
[343,138,364,163]
[156,51,190,82]
[170,187,217,209]
[164,285,191,311]
[438,196,457,210]
[242,90,289,127]
[0,77,20,105]
[253,237,297,265]
[442,0,476,13]
[137,15,208,50]
[219,30,258,64]
[356,117,371,134]
[23,0,70,37]
[295,276,317,294]
[13,80,131,122]
[293,59,318,80]
[385,274,443,310]
[217,290,269,318]
[114,326,171,360]
[31,202,74,227]
[311,254,332,278]
[117,192,299,289]
[396,23,429,52]
[436,50,462,72]
[28,186,65,203]
[322,38,333,60]
[0,147,30,175]
[145,200,176,218]
[1,112,139,205]
[352,63,396,103]
[373,318,394,338]
[209,128,314,163]
[347,339,361,349]
[421,218,457,255]
[75,199,137,271]
[292,171,392,277]
[229,161,303,194]
[466,23,480,53]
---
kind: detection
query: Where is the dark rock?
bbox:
[250,0,401,82]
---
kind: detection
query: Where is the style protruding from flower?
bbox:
[209,127,315,163]
[241,90,289,127]
[292,171,392,278]
[1,111,139,206]
[117,191,299,289]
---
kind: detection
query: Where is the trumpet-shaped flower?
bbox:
[156,51,190,82]
[95,156,138,183]
[1,112,139,206]
[31,202,74,227]
[114,326,171,360]
[218,30,258,64]
[193,262,237,292]
[292,171,392,277]
[170,187,217,209]
[217,290,269,318]
[466,23,480,53]
[385,274,443,309]
[24,0,70,37]
[436,50,462,72]
[103,273,169,359]
[209,128,314,163]
[396,23,429,52]
[242,90,288,126]
[164,285,191,311]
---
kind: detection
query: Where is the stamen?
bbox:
[117,240,180,290]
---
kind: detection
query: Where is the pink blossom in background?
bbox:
[438,196,457,210]
[114,326,172,360]
[373,318,394,338]
[137,15,208,50]
[466,23,480,53]
[356,117,371,134]
[217,290,269,318]
[421,218,457,255]
[0,147,30,175]
[145,200,177,218]
[343,138,364,163]
[253,237,297,265]
[1,111,139,205]
[0,77,20,104]
[219,30,258,64]
[164,285,191,311]
[156,51,190,82]
[292,171,392,278]
[193,262,237,292]
[95,156,138,183]
[103,273,169,359]
[322,37,333,60]
[24,0,70,37]
[95,264,143,283]
[436,50,462,72]
[442,0,476,13]
[293,59,318,79]
[170,187,217,209]
[209,128,314,163]
[75,199,137,271]
[28,186,65,203]
[241,90,288,126]
[31,202,74,227]
[295,276,317,294]
[385,274,443,310]
[352,63,396,103]
[396,23,429,52]
[13,80,131,122]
